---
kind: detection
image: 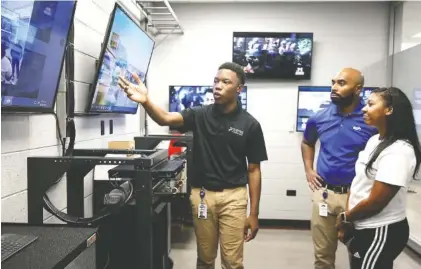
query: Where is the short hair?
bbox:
[205,88,213,94]
[218,62,246,86]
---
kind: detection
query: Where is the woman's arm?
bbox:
[345,150,411,222]
[345,181,400,222]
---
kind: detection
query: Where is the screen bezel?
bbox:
[1,0,78,113]
[232,31,314,80]
[85,2,155,115]
[295,85,330,132]
[168,85,248,112]
[295,86,377,132]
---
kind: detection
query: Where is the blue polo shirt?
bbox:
[303,101,378,185]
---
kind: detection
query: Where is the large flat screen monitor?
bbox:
[86,3,155,114]
[169,85,248,113]
[233,32,313,80]
[296,86,376,132]
[1,0,77,113]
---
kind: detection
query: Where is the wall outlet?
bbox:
[286,190,297,196]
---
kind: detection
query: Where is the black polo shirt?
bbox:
[178,103,268,190]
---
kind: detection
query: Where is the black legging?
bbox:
[349,218,409,269]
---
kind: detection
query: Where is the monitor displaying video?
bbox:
[169,85,248,113]
[87,3,155,114]
[296,86,377,132]
[1,0,76,112]
[233,32,313,80]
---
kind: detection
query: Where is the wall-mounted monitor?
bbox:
[1,0,77,113]
[233,32,313,80]
[296,86,377,132]
[86,3,155,114]
[169,85,248,113]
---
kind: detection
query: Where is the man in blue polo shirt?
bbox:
[301,68,377,269]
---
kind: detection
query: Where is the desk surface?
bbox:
[1,223,97,269]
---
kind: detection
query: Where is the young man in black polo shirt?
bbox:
[118,62,268,269]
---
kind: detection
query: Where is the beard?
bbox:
[330,92,355,107]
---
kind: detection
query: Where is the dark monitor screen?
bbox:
[1,0,76,112]
[169,85,248,112]
[296,86,376,132]
[87,4,155,114]
[233,32,313,80]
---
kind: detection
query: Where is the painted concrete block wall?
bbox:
[1,0,145,224]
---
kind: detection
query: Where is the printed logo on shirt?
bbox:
[353,252,361,259]
[228,127,244,136]
[353,126,362,131]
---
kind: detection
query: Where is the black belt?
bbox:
[196,185,245,192]
[321,182,350,194]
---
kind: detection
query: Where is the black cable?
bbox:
[43,181,134,225]
[65,22,76,156]
[52,112,65,155]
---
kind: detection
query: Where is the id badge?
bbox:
[198,202,208,219]
[319,202,328,217]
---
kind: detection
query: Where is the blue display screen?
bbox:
[88,5,155,114]
[296,86,375,132]
[1,0,76,112]
[169,85,248,112]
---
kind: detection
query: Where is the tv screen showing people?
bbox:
[233,32,313,80]
[1,0,76,112]
[169,85,248,113]
[296,86,376,132]
[87,4,155,114]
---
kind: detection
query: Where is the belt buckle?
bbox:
[333,186,343,194]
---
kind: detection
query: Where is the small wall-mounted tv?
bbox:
[169,85,248,113]
[86,3,155,114]
[1,0,77,113]
[233,32,313,80]
[296,86,377,132]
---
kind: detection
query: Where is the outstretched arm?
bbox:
[142,98,184,127]
[118,73,186,128]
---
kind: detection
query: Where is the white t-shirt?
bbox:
[348,134,416,229]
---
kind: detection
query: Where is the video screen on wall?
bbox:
[233,32,313,80]
[87,3,155,114]
[1,0,76,112]
[296,86,375,132]
[169,85,248,113]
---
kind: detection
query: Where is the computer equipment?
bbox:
[1,233,38,262]
[233,32,313,80]
[169,85,248,112]
[86,3,155,114]
[1,0,77,113]
[108,159,186,180]
[296,86,377,132]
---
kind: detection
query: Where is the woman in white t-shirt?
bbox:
[336,87,421,269]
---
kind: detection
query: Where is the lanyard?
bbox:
[200,187,205,200]
[322,188,328,200]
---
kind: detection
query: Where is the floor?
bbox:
[170,226,421,269]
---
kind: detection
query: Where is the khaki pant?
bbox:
[311,188,348,269]
[190,186,248,269]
